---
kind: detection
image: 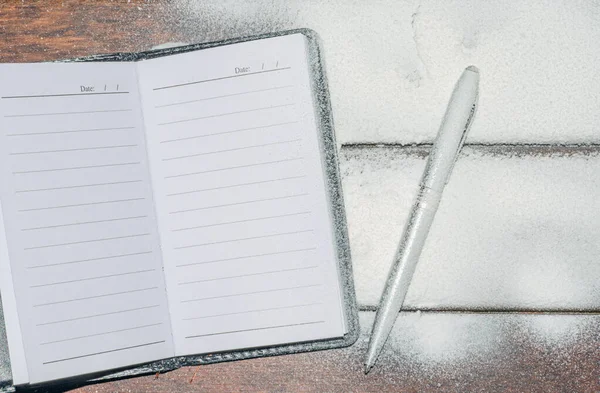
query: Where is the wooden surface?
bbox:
[1,2,599,392]
[66,312,599,393]
[0,1,173,62]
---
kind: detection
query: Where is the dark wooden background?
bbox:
[1,1,599,392]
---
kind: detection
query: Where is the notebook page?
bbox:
[137,34,346,356]
[0,63,174,384]
[0,201,28,384]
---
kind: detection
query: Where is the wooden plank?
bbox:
[341,145,600,310]
[70,312,600,393]
[0,1,174,62]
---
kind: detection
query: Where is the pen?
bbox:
[364,66,480,373]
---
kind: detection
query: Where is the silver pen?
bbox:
[364,66,480,373]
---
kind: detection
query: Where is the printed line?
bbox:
[178,266,318,285]
[181,284,321,304]
[157,103,294,126]
[10,144,137,155]
[185,321,324,339]
[155,85,294,108]
[37,305,160,326]
[169,193,308,214]
[24,233,150,250]
[40,323,163,345]
[30,269,156,288]
[6,126,135,136]
[42,341,166,364]
[160,121,299,144]
[183,303,323,321]
[174,229,313,250]
[166,175,305,197]
[16,180,142,193]
[172,211,311,232]
[162,139,300,162]
[165,157,303,179]
[22,215,148,231]
[176,247,317,268]
[28,251,153,269]
[19,197,145,212]
[13,162,140,174]
[153,67,292,91]
[4,109,132,118]
[2,91,130,99]
[34,287,158,307]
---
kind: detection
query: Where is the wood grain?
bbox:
[0,0,176,62]
[63,312,599,393]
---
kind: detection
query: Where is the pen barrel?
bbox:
[383,185,441,308]
[367,186,441,363]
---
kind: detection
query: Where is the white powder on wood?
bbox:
[341,146,600,309]
[173,0,600,144]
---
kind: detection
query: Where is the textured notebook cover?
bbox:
[0,29,358,392]
[0,295,13,392]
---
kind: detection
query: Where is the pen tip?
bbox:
[466,65,479,74]
[364,363,373,374]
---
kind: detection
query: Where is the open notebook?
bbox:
[0,30,357,388]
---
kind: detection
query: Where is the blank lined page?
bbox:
[0,63,173,384]
[137,34,346,355]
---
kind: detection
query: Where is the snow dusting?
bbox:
[341,145,600,309]
[172,0,600,144]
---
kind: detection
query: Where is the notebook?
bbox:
[0,30,358,389]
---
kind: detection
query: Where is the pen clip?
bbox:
[446,102,477,184]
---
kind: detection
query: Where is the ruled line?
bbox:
[185,321,324,339]
[24,233,150,250]
[176,247,317,268]
[6,126,135,136]
[2,91,130,99]
[40,323,163,345]
[169,193,308,214]
[30,269,156,288]
[13,162,140,174]
[27,250,153,269]
[37,305,161,326]
[16,179,142,193]
[10,144,137,155]
[22,215,148,231]
[166,175,305,197]
[174,229,313,250]
[153,67,292,91]
[154,85,294,108]
[162,139,300,161]
[157,103,295,126]
[183,302,323,321]
[164,157,303,179]
[178,266,318,285]
[34,287,158,307]
[42,340,166,364]
[172,211,311,232]
[181,284,321,304]
[159,121,299,144]
[19,197,145,212]
[4,109,132,118]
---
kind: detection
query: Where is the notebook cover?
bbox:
[0,296,14,392]
[0,29,358,392]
